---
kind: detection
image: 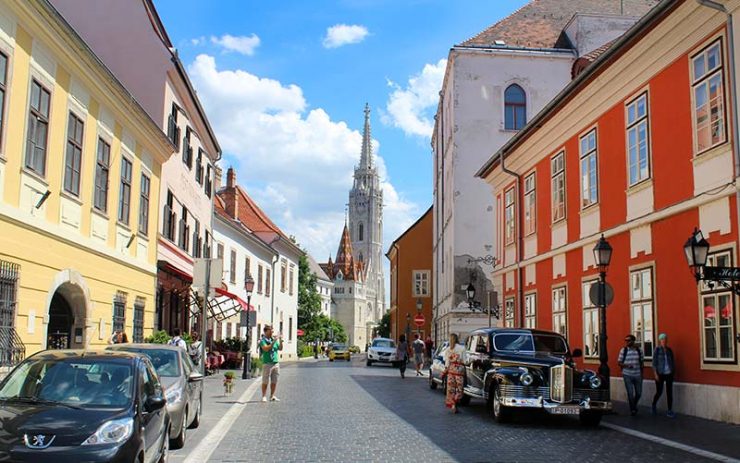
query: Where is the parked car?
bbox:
[108,343,203,449]
[328,344,351,361]
[0,350,169,462]
[462,328,610,426]
[428,341,449,391]
[366,338,397,367]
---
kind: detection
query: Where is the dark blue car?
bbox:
[0,350,170,463]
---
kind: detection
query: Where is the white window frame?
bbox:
[413,270,430,297]
[579,129,598,208]
[524,172,536,236]
[583,279,599,359]
[626,92,651,186]
[504,297,515,328]
[700,250,737,363]
[524,293,536,328]
[551,152,566,223]
[630,267,655,359]
[552,286,567,338]
[504,187,515,245]
[691,38,727,155]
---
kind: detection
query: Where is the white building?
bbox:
[431,0,658,346]
[307,255,334,318]
[213,168,302,360]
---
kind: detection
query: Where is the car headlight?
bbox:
[520,371,534,387]
[166,388,183,404]
[589,375,602,389]
[82,417,133,445]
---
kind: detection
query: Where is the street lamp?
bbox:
[466,283,476,308]
[684,228,710,278]
[242,274,255,380]
[592,234,612,379]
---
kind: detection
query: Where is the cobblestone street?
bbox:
[195,359,722,463]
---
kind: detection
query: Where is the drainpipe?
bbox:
[499,150,523,326]
[695,0,740,242]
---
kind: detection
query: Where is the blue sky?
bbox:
[154,0,527,262]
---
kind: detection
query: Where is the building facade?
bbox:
[478,0,740,423]
[0,0,172,363]
[214,168,300,360]
[307,255,334,318]
[387,207,433,342]
[431,0,659,347]
[50,0,222,337]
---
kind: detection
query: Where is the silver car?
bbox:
[108,343,203,449]
[429,342,448,391]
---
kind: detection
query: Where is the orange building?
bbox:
[387,207,433,343]
[477,0,740,423]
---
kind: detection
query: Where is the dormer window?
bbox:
[504,84,526,130]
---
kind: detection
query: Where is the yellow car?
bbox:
[328,343,351,361]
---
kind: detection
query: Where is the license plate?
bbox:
[549,406,581,415]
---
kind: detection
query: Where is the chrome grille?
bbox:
[550,364,573,403]
[499,384,550,400]
[573,388,609,402]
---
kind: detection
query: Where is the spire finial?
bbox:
[360,103,373,169]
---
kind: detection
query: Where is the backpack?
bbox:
[189,341,202,364]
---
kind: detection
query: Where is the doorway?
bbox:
[47,292,73,349]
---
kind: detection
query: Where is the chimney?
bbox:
[214,165,223,191]
[226,167,236,188]
[223,167,238,219]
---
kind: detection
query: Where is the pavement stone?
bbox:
[205,358,720,463]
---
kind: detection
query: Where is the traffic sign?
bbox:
[589,281,614,307]
[413,313,425,327]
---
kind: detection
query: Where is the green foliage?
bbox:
[349,346,361,353]
[144,330,171,344]
[298,254,322,327]
[299,344,315,358]
[250,356,263,372]
[376,312,391,339]
[215,337,244,353]
[224,371,236,379]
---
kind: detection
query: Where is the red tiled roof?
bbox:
[571,38,617,78]
[460,0,660,49]
[215,185,289,242]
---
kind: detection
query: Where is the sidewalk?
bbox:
[603,401,740,461]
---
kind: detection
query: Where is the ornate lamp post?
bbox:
[593,235,613,378]
[466,283,476,308]
[684,228,710,276]
[242,274,255,380]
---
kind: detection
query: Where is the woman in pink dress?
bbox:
[444,333,466,413]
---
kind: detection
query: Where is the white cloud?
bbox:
[383,58,446,138]
[210,34,261,56]
[188,54,419,272]
[322,24,369,49]
[190,36,206,46]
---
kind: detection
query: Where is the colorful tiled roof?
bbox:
[571,39,617,78]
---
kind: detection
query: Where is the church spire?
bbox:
[359,103,373,169]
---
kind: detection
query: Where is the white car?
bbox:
[366,338,398,366]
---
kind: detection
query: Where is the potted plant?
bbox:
[223,371,236,395]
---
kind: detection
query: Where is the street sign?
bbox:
[193,258,223,290]
[589,281,614,307]
[413,313,425,327]
[703,266,740,281]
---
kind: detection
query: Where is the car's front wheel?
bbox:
[189,394,202,429]
[366,359,373,366]
[429,373,437,390]
[579,410,602,427]
[490,385,512,423]
[170,409,187,449]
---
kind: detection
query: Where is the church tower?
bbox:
[348,104,385,321]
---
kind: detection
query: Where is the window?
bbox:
[579,129,598,208]
[230,250,236,284]
[64,113,84,196]
[413,271,430,297]
[0,53,8,148]
[182,127,193,169]
[94,139,111,212]
[192,219,201,258]
[266,269,271,296]
[701,251,736,362]
[25,80,51,175]
[630,268,655,359]
[289,317,293,341]
[524,293,536,328]
[257,265,263,293]
[245,257,251,283]
[504,84,526,130]
[583,280,599,358]
[195,148,204,185]
[358,223,364,242]
[178,206,189,251]
[289,265,295,296]
[163,190,176,241]
[692,40,726,153]
[504,298,515,328]
[205,164,212,197]
[504,187,515,245]
[0,260,20,367]
[552,287,567,337]
[118,157,132,225]
[139,173,150,236]
[217,243,224,260]
[551,152,566,223]
[524,173,536,235]
[281,259,287,292]
[167,103,180,151]
[133,298,145,343]
[112,292,127,334]
[626,93,650,185]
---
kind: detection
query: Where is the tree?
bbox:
[297,254,322,328]
[376,311,391,339]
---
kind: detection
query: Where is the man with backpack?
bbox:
[168,328,187,350]
[188,332,203,366]
[618,334,644,416]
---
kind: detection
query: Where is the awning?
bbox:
[188,287,254,323]
[297,329,305,336]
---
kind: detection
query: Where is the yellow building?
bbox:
[0,0,173,365]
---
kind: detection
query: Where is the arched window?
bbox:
[504,84,526,130]
[358,222,364,242]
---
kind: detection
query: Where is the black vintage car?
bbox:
[462,328,610,426]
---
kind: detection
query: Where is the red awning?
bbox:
[188,287,254,322]
[297,329,305,336]
[214,287,254,312]
[159,261,193,283]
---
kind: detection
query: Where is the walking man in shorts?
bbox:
[412,333,425,376]
[260,325,283,402]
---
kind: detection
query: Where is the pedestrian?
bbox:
[168,328,187,350]
[424,336,434,367]
[444,333,466,414]
[618,334,644,416]
[119,332,129,343]
[259,325,283,402]
[189,332,203,366]
[108,329,121,345]
[396,334,409,378]
[412,334,425,376]
[652,333,676,418]
[314,341,319,359]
